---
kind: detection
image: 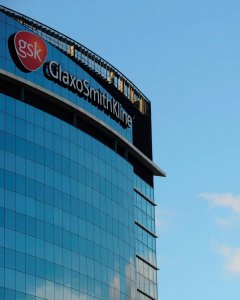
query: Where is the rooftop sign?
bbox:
[44,61,132,128]
[9,31,132,128]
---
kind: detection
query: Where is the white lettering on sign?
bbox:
[17,40,42,61]
[45,61,132,128]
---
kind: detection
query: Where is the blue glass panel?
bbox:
[16,252,25,272]
[36,257,45,278]
[0,247,3,267]
[0,287,4,300]
[45,261,54,281]
[5,248,15,269]
[5,288,16,299]
[5,268,16,289]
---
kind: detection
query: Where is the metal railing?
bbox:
[0,5,150,115]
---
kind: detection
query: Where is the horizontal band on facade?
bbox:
[135,221,158,238]
[136,254,159,270]
[137,288,157,300]
[0,69,166,177]
[134,187,157,206]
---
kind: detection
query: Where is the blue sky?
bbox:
[2,0,240,299]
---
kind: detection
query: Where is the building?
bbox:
[0,5,165,300]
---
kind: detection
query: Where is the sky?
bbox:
[1,0,240,299]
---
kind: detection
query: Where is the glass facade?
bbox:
[0,7,163,300]
[0,94,136,300]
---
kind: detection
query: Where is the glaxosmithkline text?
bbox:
[45,61,132,128]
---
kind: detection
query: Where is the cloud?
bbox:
[217,245,240,274]
[200,193,240,276]
[214,216,240,228]
[155,207,175,235]
[199,193,240,214]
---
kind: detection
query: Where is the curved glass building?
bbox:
[0,5,165,300]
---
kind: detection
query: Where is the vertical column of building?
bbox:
[134,175,158,300]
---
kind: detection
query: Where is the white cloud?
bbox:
[155,207,175,235]
[200,192,240,276]
[214,216,240,228]
[217,245,240,274]
[199,192,240,228]
[199,193,240,213]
